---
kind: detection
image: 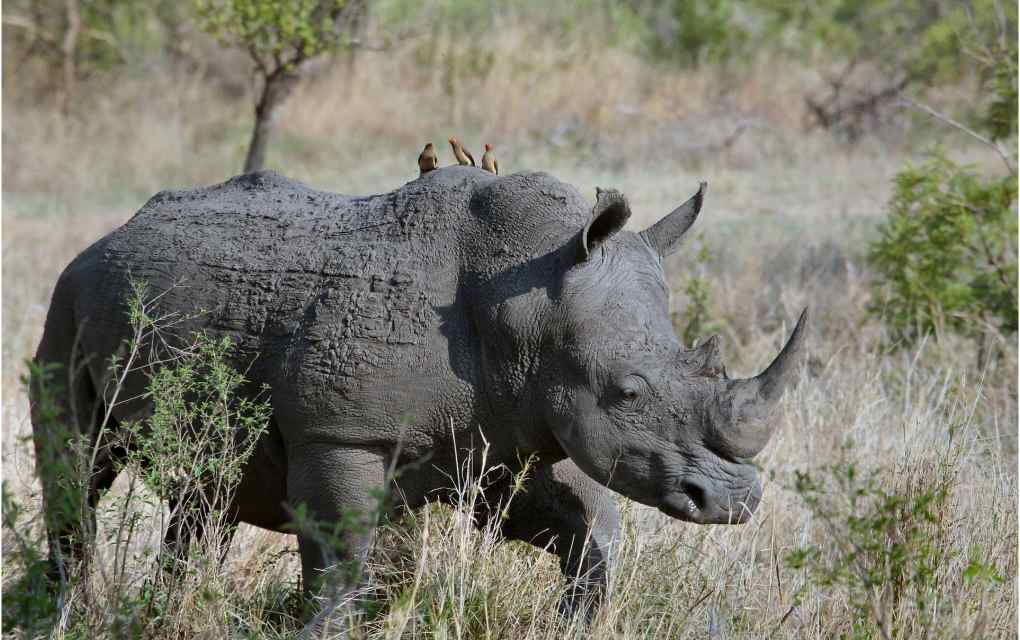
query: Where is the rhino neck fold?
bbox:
[455,173,599,462]
[467,282,567,461]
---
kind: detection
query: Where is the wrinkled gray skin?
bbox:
[32,167,806,620]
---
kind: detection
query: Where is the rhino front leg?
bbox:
[487,459,620,621]
[285,443,387,633]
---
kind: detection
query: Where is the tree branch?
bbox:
[900,98,1017,176]
[2,13,61,48]
[61,0,81,116]
[247,44,268,75]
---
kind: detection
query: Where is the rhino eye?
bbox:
[615,375,648,406]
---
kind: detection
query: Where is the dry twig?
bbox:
[900,98,1017,176]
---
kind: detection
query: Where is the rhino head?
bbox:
[528,183,806,525]
[466,173,805,525]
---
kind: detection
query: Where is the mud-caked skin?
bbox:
[32,166,807,618]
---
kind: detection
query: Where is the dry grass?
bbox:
[2,16,1016,639]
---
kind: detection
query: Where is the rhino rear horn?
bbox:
[640,182,707,258]
[692,334,726,377]
[577,188,631,261]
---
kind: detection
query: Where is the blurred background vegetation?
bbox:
[3,0,1016,365]
[4,0,1015,157]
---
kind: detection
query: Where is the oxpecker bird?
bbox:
[418,142,439,176]
[448,137,475,166]
[481,143,499,175]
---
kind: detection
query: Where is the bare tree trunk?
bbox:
[243,68,301,173]
[61,0,80,116]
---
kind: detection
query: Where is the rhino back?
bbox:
[69,169,491,428]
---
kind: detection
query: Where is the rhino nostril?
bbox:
[680,480,707,512]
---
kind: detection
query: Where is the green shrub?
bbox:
[125,332,270,508]
[647,0,748,67]
[867,150,1017,343]
[973,39,1019,143]
[2,481,61,635]
[786,453,1003,638]
[3,282,275,637]
[750,0,1017,139]
[3,0,190,97]
[754,0,1010,87]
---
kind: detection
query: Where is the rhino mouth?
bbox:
[658,479,759,524]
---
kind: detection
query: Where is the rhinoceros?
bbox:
[32,167,806,617]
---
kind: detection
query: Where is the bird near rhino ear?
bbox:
[576,188,632,262]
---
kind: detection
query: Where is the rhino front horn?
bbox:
[640,182,707,258]
[715,308,809,459]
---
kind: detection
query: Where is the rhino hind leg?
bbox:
[285,443,387,634]
[42,428,124,585]
[478,460,621,621]
[30,313,126,585]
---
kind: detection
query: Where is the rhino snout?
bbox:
[658,474,762,524]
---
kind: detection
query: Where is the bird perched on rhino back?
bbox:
[481,143,498,175]
[448,137,475,166]
[418,143,438,176]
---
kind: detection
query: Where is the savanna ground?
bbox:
[2,2,1017,638]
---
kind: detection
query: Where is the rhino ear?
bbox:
[640,182,707,258]
[577,188,631,262]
